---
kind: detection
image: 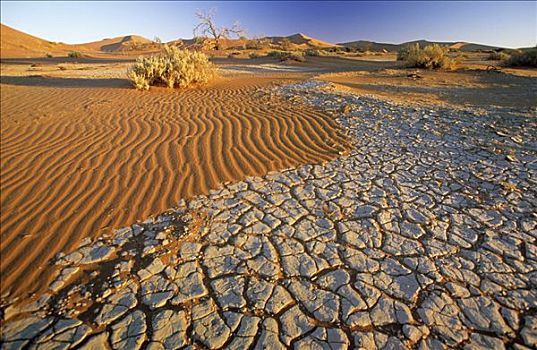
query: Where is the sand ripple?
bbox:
[0,74,349,298]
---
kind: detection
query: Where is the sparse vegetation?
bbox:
[45,53,53,58]
[127,45,215,90]
[504,49,537,67]
[67,51,83,58]
[304,49,335,57]
[279,38,292,51]
[488,51,510,61]
[268,50,306,62]
[397,43,455,69]
[305,49,322,57]
[249,52,262,59]
[246,37,272,50]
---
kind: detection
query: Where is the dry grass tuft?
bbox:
[268,50,306,62]
[305,49,327,57]
[398,44,456,69]
[504,49,537,67]
[67,51,83,58]
[488,51,511,61]
[127,46,215,90]
[245,38,272,50]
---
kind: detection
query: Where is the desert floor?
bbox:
[1,55,536,349]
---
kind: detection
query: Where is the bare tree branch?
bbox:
[193,9,244,50]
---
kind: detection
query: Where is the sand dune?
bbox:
[266,33,340,49]
[0,24,157,58]
[84,35,156,52]
[0,23,74,58]
[0,73,350,298]
[339,39,502,52]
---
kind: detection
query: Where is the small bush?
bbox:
[249,52,262,59]
[280,38,292,51]
[305,49,322,57]
[504,49,537,67]
[127,45,215,90]
[397,43,455,69]
[304,49,336,57]
[286,51,306,62]
[246,38,271,50]
[67,51,83,58]
[488,51,511,61]
[268,50,305,62]
[45,53,53,58]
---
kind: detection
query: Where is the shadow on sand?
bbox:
[0,57,135,65]
[0,75,131,89]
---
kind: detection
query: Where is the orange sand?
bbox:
[0,73,350,299]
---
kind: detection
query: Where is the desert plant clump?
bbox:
[398,43,455,69]
[45,53,53,58]
[246,38,272,50]
[305,49,322,57]
[249,52,262,59]
[268,50,306,62]
[488,51,511,61]
[127,45,215,90]
[504,49,537,67]
[67,51,83,58]
[279,38,292,51]
[396,46,410,61]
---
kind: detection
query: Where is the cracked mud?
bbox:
[1,81,536,349]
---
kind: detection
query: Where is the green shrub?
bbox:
[488,51,511,61]
[268,50,305,62]
[45,53,53,58]
[127,45,215,90]
[67,51,83,58]
[504,49,537,67]
[397,43,455,69]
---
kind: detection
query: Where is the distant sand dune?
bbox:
[0,74,350,298]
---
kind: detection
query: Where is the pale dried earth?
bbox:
[1,79,537,349]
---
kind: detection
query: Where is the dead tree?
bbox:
[193,9,244,50]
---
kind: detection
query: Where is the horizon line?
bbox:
[2,22,534,50]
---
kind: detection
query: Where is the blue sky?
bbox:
[1,1,535,48]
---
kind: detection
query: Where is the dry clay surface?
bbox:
[2,81,536,349]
